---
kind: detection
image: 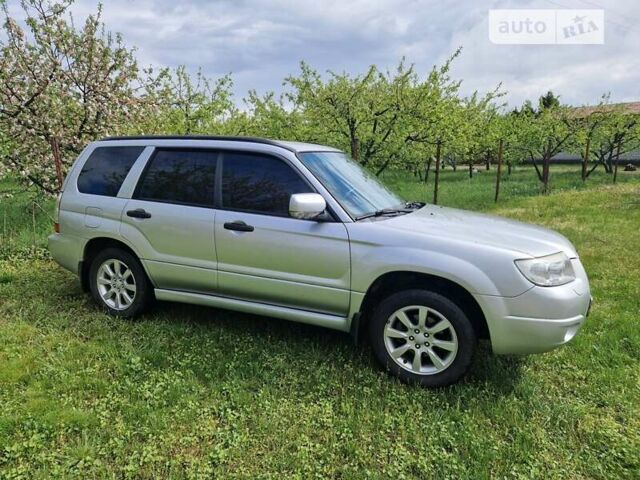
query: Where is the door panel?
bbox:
[218,270,349,315]
[120,148,218,293]
[120,200,217,293]
[215,210,350,315]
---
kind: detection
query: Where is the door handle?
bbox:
[126,208,152,219]
[224,220,254,232]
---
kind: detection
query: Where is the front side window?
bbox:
[77,146,144,196]
[222,152,312,216]
[135,149,217,207]
[299,151,403,218]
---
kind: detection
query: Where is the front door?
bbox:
[214,151,351,315]
[120,148,218,293]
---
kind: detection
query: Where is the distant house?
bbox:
[572,101,640,117]
[525,101,640,166]
[535,150,640,165]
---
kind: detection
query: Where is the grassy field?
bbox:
[0,166,639,478]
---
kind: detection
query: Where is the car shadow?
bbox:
[465,343,525,393]
[141,299,524,397]
[43,264,524,404]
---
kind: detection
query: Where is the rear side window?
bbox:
[135,149,217,207]
[222,152,312,215]
[77,146,144,196]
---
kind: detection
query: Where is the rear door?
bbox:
[214,150,351,315]
[120,148,218,293]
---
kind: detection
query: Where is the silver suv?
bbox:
[49,136,591,386]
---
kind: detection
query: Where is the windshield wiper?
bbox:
[355,208,413,221]
[355,201,425,221]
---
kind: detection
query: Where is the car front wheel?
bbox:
[369,289,476,387]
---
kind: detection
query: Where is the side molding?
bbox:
[154,289,351,332]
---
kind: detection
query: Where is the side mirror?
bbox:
[289,193,327,220]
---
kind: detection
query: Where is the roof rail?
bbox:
[99,135,296,152]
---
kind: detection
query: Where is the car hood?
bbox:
[382,205,577,258]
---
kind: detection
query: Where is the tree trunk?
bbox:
[507,161,512,175]
[485,151,491,170]
[433,141,442,205]
[531,156,543,181]
[424,157,432,184]
[542,154,551,194]
[350,137,360,163]
[585,158,600,178]
[581,136,591,182]
[604,150,613,173]
[613,141,622,183]
[468,162,473,178]
[494,139,504,203]
[49,137,64,191]
[375,158,392,177]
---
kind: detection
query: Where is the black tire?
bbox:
[89,247,153,318]
[368,289,476,387]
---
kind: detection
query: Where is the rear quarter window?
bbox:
[77,146,144,196]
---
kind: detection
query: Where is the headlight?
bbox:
[515,252,576,287]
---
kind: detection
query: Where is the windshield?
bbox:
[299,151,403,218]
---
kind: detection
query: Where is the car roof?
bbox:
[100,135,342,154]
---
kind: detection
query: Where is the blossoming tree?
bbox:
[0,0,141,193]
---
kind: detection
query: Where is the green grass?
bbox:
[381,163,640,209]
[0,167,639,478]
[0,177,52,260]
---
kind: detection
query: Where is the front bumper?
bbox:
[484,311,587,354]
[475,259,591,354]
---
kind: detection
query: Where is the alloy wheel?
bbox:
[383,305,458,375]
[96,259,137,311]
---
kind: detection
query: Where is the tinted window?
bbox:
[222,153,312,215]
[77,147,144,196]
[136,149,217,207]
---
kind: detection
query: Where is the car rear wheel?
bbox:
[369,289,476,387]
[89,247,152,318]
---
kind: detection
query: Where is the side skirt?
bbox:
[154,289,351,332]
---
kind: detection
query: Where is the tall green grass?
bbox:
[0,166,639,478]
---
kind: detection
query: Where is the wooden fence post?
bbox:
[494,139,504,203]
[433,140,442,205]
[32,201,36,250]
[2,204,6,247]
[582,137,590,182]
[613,141,622,184]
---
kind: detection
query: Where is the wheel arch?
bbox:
[80,236,153,292]
[356,271,489,342]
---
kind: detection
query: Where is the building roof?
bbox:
[523,150,640,164]
[572,101,640,118]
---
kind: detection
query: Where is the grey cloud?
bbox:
[16,0,640,106]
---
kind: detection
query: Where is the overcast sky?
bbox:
[8,0,640,107]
